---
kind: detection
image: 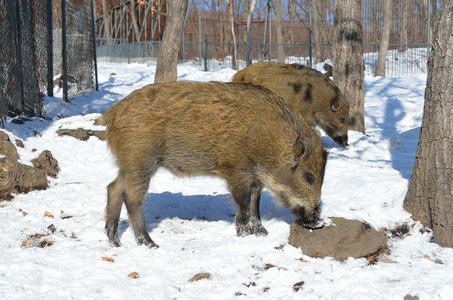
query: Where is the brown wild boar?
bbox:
[103,81,327,248]
[232,62,349,146]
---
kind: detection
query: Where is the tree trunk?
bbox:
[374,0,392,77]
[403,0,453,248]
[245,0,257,66]
[154,0,188,84]
[101,0,111,45]
[226,0,238,70]
[401,0,408,52]
[312,0,322,64]
[122,0,140,43]
[333,0,365,134]
[275,0,285,63]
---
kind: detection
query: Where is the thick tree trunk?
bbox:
[154,0,188,84]
[403,0,453,248]
[275,0,285,63]
[374,0,392,77]
[333,0,365,134]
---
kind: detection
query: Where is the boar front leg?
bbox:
[123,170,159,248]
[227,175,268,236]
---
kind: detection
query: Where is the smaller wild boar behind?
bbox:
[232,62,349,146]
[103,81,327,248]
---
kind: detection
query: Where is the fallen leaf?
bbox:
[44,211,54,218]
[22,211,28,216]
[296,257,308,262]
[101,257,114,263]
[367,256,378,264]
[47,224,57,233]
[128,272,139,279]
[189,272,211,282]
[21,239,29,247]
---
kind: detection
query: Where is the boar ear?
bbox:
[291,136,307,168]
[331,95,340,112]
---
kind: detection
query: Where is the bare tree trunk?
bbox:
[333,0,365,134]
[275,0,285,63]
[245,0,257,66]
[121,0,140,43]
[101,0,111,45]
[154,0,188,84]
[401,0,408,52]
[226,0,238,70]
[218,0,226,56]
[404,0,453,248]
[312,0,322,63]
[374,0,392,77]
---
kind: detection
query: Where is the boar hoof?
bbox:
[109,240,122,247]
[236,222,268,237]
[136,236,159,249]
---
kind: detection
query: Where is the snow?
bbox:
[1,62,453,300]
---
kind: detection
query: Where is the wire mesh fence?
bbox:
[0,0,96,124]
[95,0,434,78]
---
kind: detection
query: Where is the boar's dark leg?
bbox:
[123,169,158,248]
[249,182,268,236]
[227,175,268,236]
[105,171,126,247]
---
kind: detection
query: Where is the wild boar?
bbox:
[103,81,327,248]
[232,62,349,146]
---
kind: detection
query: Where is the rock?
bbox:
[288,217,387,261]
[15,139,24,148]
[0,157,48,200]
[56,128,106,141]
[31,150,59,178]
[404,295,419,300]
[0,131,19,160]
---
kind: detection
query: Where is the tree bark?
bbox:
[245,0,257,66]
[401,0,408,52]
[312,0,322,64]
[275,0,285,63]
[333,0,365,134]
[154,0,188,84]
[121,0,140,43]
[374,0,392,77]
[403,0,453,248]
[101,0,111,45]
[226,0,238,70]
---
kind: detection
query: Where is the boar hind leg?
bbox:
[123,170,159,248]
[228,177,268,236]
[106,171,127,247]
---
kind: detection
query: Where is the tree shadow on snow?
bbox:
[365,77,423,180]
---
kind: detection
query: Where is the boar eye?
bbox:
[304,171,315,185]
[339,117,346,125]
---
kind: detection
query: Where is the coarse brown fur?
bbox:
[103,81,327,248]
[232,62,350,146]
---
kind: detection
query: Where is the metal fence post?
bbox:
[47,0,53,97]
[61,0,68,102]
[204,41,208,71]
[90,0,99,91]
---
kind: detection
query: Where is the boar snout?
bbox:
[293,205,324,229]
[333,134,349,147]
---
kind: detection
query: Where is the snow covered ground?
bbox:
[1,62,453,300]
